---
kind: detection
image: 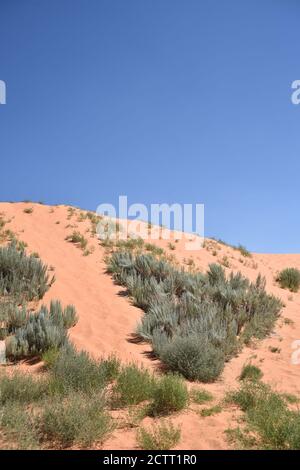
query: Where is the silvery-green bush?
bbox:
[108,251,282,382]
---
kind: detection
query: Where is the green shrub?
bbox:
[150,374,188,416]
[277,268,300,292]
[116,237,144,251]
[50,347,106,394]
[0,402,40,449]
[191,388,214,404]
[145,243,164,256]
[0,372,48,404]
[0,242,51,301]
[98,354,120,382]
[226,380,300,449]
[112,363,155,407]
[237,245,251,257]
[226,380,268,412]
[42,347,60,369]
[65,231,88,250]
[160,336,225,382]
[39,393,113,447]
[137,421,181,450]
[239,364,263,382]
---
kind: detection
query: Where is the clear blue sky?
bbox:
[0,0,299,253]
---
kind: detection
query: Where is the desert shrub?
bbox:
[5,301,77,359]
[0,402,40,449]
[226,380,300,449]
[145,243,164,256]
[65,231,88,250]
[98,354,120,382]
[0,372,48,404]
[50,347,106,394]
[277,268,300,292]
[0,242,51,301]
[39,393,112,447]
[42,347,60,369]
[6,312,68,359]
[112,363,155,407]
[107,251,282,382]
[47,300,78,329]
[239,364,263,382]
[226,380,268,412]
[150,374,188,416]
[116,237,144,251]
[281,393,300,404]
[137,421,181,450]
[191,388,213,404]
[0,302,27,338]
[23,207,33,214]
[160,336,225,382]
[237,245,251,257]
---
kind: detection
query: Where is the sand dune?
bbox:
[1,201,300,450]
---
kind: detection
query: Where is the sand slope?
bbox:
[1,202,300,450]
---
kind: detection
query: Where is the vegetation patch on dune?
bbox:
[137,421,181,450]
[0,241,52,301]
[107,250,282,382]
[226,377,300,449]
[276,267,300,292]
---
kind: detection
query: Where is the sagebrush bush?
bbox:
[277,268,300,292]
[107,250,282,382]
[150,374,188,416]
[160,336,225,382]
[39,393,113,447]
[0,242,51,301]
[47,300,78,329]
[5,301,77,359]
[137,421,181,450]
[112,363,155,407]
